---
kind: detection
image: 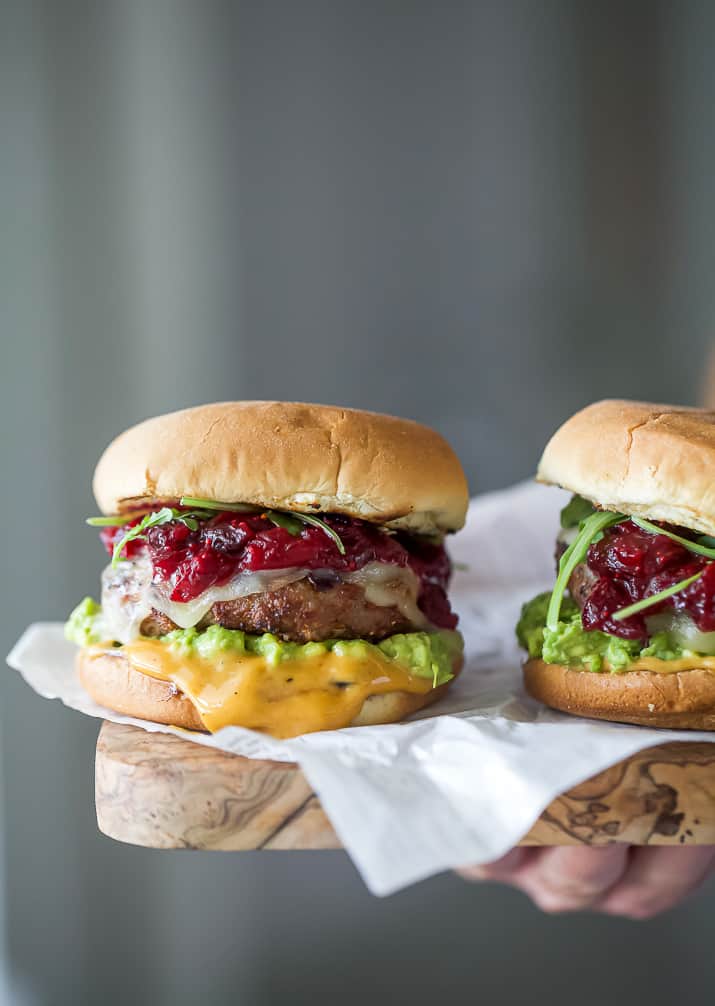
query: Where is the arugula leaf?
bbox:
[104,496,348,564]
[547,510,624,630]
[265,511,304,536]
[110,507,213,565]
[182,496,348,554]
[111,508,175,565]
[632,518,715,561]
[86,513,138,527]
[560,495,596,529]
[179,496,258,513]
[89,504,214,530]
[265,510,347,554]
[288,512,346,555]
[612,571,704,622]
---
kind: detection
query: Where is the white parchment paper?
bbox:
[7,482,714,895]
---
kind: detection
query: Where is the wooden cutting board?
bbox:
[94,721,715,851]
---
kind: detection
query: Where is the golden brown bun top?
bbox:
[93,401,469,535]
[537,399,715,536]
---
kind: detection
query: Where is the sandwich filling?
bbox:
[66,501,463,735]
[517,495,715,673]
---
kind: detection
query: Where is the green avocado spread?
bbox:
[516,592,689,673]
[65,597,463,688]
[65,597,103,646]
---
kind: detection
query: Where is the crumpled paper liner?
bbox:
[7,482,714,895]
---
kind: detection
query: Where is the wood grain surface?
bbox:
[95,721,715,851]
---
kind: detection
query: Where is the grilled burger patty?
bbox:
[103,559,424,643]
[566,562,597,610]
[141,578,420,642]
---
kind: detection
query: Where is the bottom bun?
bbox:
[523,658,715,730]
[77,648,461,734]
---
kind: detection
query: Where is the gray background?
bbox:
[2,1,715,1004]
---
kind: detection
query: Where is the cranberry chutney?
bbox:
[581,519,715,640]
[100,510,457,629]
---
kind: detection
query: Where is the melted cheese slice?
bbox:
[101,560,427,643]
[110,638,434,737]
[610,656,715,675]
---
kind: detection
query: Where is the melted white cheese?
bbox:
[101,557,154,643]
[556,526,579,548]
[342,562,427,629]
[645,611,715,655]
[146,567,311,630]
[101,559,426,643]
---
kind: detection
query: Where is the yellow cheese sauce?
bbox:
[96,639,434,737]
[607,656,715,675]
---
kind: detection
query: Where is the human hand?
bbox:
[458,846,715,917]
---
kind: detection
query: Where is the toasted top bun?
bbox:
[93,401,469,535]
[537,399,715,536]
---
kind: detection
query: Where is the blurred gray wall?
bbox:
[2,2,715,1004]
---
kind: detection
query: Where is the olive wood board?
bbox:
[95,721,715,851]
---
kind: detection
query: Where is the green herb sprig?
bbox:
[548,507,715,631]
[263,511,303,535]
[609,516,713,622]
[632,518,715,561]
[180,496,346,552]
[86,513,140,527]
[179,497,258,513]
[547,510,625,631]
[109,507,214,565]
[90,498,347,564]
[263,510,345,554]
[612,571,704,622]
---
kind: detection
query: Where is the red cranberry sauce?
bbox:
[581,519,715,639]
[100,511,457,629]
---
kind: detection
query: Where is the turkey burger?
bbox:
[518,399,715,730]
[66,401,468,738]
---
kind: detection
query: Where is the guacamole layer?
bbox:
[517,592,689,673]
[66,597,462,687]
